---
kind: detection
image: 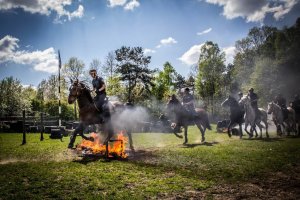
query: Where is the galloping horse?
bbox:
[165,97,211,144]
[239,95,269,138]
[221,96,244,138]
[67,81,134,150]
[267,102,296,136]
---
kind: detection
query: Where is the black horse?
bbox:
[67,81,134,150]
[221,95,244,138]
[165,96,211,144]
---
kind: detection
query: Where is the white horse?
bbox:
[239,95,269,138]
[267,102,296,136]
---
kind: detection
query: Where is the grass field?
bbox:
[0,126,299,199]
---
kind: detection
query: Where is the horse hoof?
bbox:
[130,146,135,152]
[183,141,188,145]
[228,133,232,138]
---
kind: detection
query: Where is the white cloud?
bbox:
[0,0,84,21]
[222,46,236,65]
[144,48,156,54]
[108,0,127,7]
[156,37,178,48]
[197,27,212,35]
[0,35,58,73]
[178,43,204,66]
[205,0,299,22]
[107,0,140,11]
[179,44,236,66]
[124,0,140,11]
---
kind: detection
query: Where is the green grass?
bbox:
[0,126,299,199]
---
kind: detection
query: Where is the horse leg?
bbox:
[127,128,134,151]
[183,126,188,144]
[196,123,205,143]
[264,119,269,138]
[239,123,243,139]
[244,122,251,136]
[103,120,114,144]
[256,122,263,138]
[68,123,89,148]
[227,121,233,138]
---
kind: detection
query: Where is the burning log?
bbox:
[76,131,128,159]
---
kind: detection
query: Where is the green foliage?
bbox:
[43,100,75,120]
[233,18,300,105]
[195,41,226,116]
[106,75,126,100]
[0,77,24,116]
[115,46,155,103]
[152,62,185,101]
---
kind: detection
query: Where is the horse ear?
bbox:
[70,78,73,84]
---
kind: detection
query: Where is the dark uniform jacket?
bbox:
[92,76,106,95]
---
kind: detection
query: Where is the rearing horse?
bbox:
[67,81,134,150]
[165,96,211,144]
[221,96,244,138]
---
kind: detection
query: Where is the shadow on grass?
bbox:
[181,141,219,148]
[243,137,284,142]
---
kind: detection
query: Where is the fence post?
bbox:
[40,112,44,141]
[22,110,26,145]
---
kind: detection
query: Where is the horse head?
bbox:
[68,80,90,104]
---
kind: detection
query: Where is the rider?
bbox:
[248,88,260,120]
[89,69,106,111]
[182,88,196,118]
[275,93,288,120]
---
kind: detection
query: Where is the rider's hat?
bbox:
[248,88,254,92]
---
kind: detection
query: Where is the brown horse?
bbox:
[67,81,134,150]
[165,96,211,144]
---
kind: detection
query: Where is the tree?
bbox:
[195,41,226,116]
[115,46,155,103]
[62,57,85,82]
[103,51,117,79]
[152,62,185,101]
[0,77,23,116]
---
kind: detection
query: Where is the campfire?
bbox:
[76,131,128,159]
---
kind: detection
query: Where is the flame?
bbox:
[76,131,128,158]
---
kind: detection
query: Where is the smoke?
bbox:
[111,105,151,133]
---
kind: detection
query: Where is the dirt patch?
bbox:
[169,164,300,200]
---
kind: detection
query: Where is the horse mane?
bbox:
[79,82,93,103]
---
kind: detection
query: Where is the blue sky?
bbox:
[0,0,299,87]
